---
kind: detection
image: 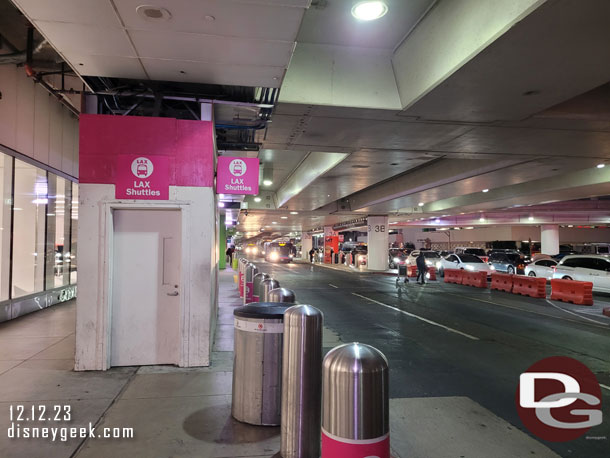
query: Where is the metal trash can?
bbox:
[232,303,291,426]
[243,263,259,304]
[252,272,270,302]
[261,278,280,302]
[398,265,407,277]
[268,288,296,303]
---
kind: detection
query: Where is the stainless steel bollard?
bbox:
[252,272,271,302]
[281,305,323,458]
[232,303,291,426]
[321,343,390,458]
[238,258,248,297]
[243,263,259,304]
[268,288,296,304]
[261,278,280,302]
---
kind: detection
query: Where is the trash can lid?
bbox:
[234,302,292,319]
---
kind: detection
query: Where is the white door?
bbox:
[111,209,181,366]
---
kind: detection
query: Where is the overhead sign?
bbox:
[116,155,169,200]
[217,157,259,195]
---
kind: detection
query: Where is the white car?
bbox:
[552,255,610,293]
[439,253,494,277]
[525,258,557,280]
[406,250,442,269]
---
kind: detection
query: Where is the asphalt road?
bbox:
[253,259,610,458]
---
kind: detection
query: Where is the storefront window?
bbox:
[0,153,12,301]
[70,182,78,284]
[12,160,47,298]
[46,174,71,289]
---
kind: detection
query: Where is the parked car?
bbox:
[389,249,408,269]
[454,247,489,262]
[406,250,442,269]
[553,255,610,293]
[439,253,494,277]
[488,251,526,274]
[525,258,558,280]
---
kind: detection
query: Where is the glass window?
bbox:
[46,174,71,289]
[12,160,47,298]
[0,153,12,301]
[459,254,483,263]
[70,182,78,284]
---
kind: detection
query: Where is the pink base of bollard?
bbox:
[245,282,254,302]
[321,429,389,458]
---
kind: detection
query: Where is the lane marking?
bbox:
[444,292,610,331]
[545,299,610,326]
[601,384,610,392]
[351,292,479,341]
[328,284,338,288]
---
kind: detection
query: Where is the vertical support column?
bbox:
[367,215,389,271]
[301,233,313,261]
[219,213,226,270]
[541,224,559,256]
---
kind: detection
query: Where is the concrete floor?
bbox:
[1,264,607,457]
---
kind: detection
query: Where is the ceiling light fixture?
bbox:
[482,189,489,193]
[479,216,485,222]
[351,1,388,21]
[136,5,171,21]
[272,221,277,224]
[597,163,606,169]
[254,197,262,203]
[263,179,273,186]
[218,202,225,208]
[418,202,424,207]
[290,211,298,215]
[528,216,534,221]
[281,216,288,219]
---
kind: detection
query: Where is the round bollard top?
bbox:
[322,342,389,440]
[234,302,292,319]
[261,278,280,288]
[268,287,296,303]
[253,272,270,282]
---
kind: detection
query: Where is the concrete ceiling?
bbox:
[9,0,610,239]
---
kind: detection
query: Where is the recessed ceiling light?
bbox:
[528,216,534,221]
[263,180,273,186]
[597,163,606,169]
[482,189,489,193]
[136,5,171,21]
[568,225,574,228]
[435,219,440,224]
[281,216,288,219]
[479,217,485,222]
[351,1,388,21]
[272,221,277,224]
[254,197,262,203]
[418,202,424,207]
[290,211,298,215]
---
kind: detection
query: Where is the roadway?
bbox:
[252,258,610,458]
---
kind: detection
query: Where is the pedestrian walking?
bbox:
[416,252,428,285]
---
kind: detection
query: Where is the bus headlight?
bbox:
[252,247,258,254]
[270,252,279,261]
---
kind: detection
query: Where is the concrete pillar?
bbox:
[367,215,389,271]
[541,224,559,256]
[219,213,226,270]
[301,233,313,261]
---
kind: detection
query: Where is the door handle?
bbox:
[167,291,179,296]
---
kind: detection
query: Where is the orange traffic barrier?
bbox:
[603,307,610,317]
[444,269,463,284]
[427,266,437,281]
[408,265,418,278]
[491,273,513,293]
[512,275,547,298]
[550,279,593,306]
[462,270,488,288]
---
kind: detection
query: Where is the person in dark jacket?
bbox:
[309,248,316,263]
[416,252,428,285]
[226,246,235,265]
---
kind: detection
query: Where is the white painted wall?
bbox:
[0,65,78,177]
[75,184,216,370]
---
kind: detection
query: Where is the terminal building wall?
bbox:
[0,65,79,322]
